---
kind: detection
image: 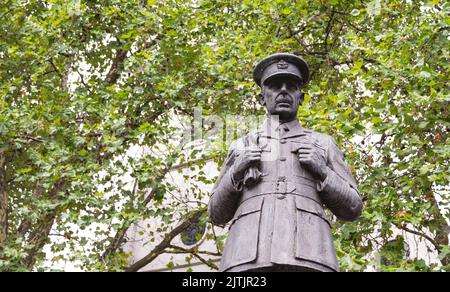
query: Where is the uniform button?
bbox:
[279,157,286,161]
[277,195,286,200]
[280,139,287,144]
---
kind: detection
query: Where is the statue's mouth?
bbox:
[276,102,291,108]
[275,95,292,108]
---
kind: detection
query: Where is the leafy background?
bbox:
[0,0,448,271]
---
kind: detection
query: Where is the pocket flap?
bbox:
[295,195,327,222]
[290,140,326,154]
[230,196,264,227]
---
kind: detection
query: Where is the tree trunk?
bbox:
[22,181,64,270]
[0,156,8,245]
[23,212,57,270]
[433,204,450,269]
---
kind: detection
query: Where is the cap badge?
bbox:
[277,60,288,69]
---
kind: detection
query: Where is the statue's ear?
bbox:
[258,92,265,106]
[299,92,305,105]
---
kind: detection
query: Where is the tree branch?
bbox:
[48,56,73,92]
[167,244,221,257]
[0,156,8,245]
[76,68,88,88]
[191,253,218,270]
[104,34,161,86]
[395,223,440,252]
[323,8,336,52]
[61,55,74,92]
[167,245,219,270]
[335,18,369,33]
[22,180,65,270]
[48,58,63,80]
[105,49,128,85]
[124,210,204,272]
[100,161,175,261]
[23,211,58,269]
[17,181,42,237]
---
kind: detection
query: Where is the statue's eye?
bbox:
[287,83,298,91]
[269,83,280,90]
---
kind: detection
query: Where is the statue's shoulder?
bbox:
[227,135,248,152]
[302,127,335,145]
[227,131,260,152]
[304,129,347,161]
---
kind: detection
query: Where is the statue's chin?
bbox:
[269,108,297,122]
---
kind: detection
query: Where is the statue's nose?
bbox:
[280,82,288,92]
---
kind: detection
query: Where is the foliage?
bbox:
[0,0,448,271]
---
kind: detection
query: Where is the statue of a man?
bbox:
[208,53,363,272]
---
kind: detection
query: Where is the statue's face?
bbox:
[260,75,304,122]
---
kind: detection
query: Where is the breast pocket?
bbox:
[290,141,326,179]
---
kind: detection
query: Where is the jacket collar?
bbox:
[256,116,307,139]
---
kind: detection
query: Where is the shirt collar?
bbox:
[257,116,304,138]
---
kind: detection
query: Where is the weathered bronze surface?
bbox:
[209,53,362,272]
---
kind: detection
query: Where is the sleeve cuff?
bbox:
[226,166,244,192]
[317,167,332,192]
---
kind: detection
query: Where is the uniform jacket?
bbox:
[208,118,362,272]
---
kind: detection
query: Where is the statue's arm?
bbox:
[208,141,243,225]
[318,136,363,221]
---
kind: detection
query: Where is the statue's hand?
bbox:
[296,142,328,181]
[232,146,262,182]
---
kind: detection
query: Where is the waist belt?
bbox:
[242,178,321,204]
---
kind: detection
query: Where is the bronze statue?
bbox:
[208,53,363,272]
